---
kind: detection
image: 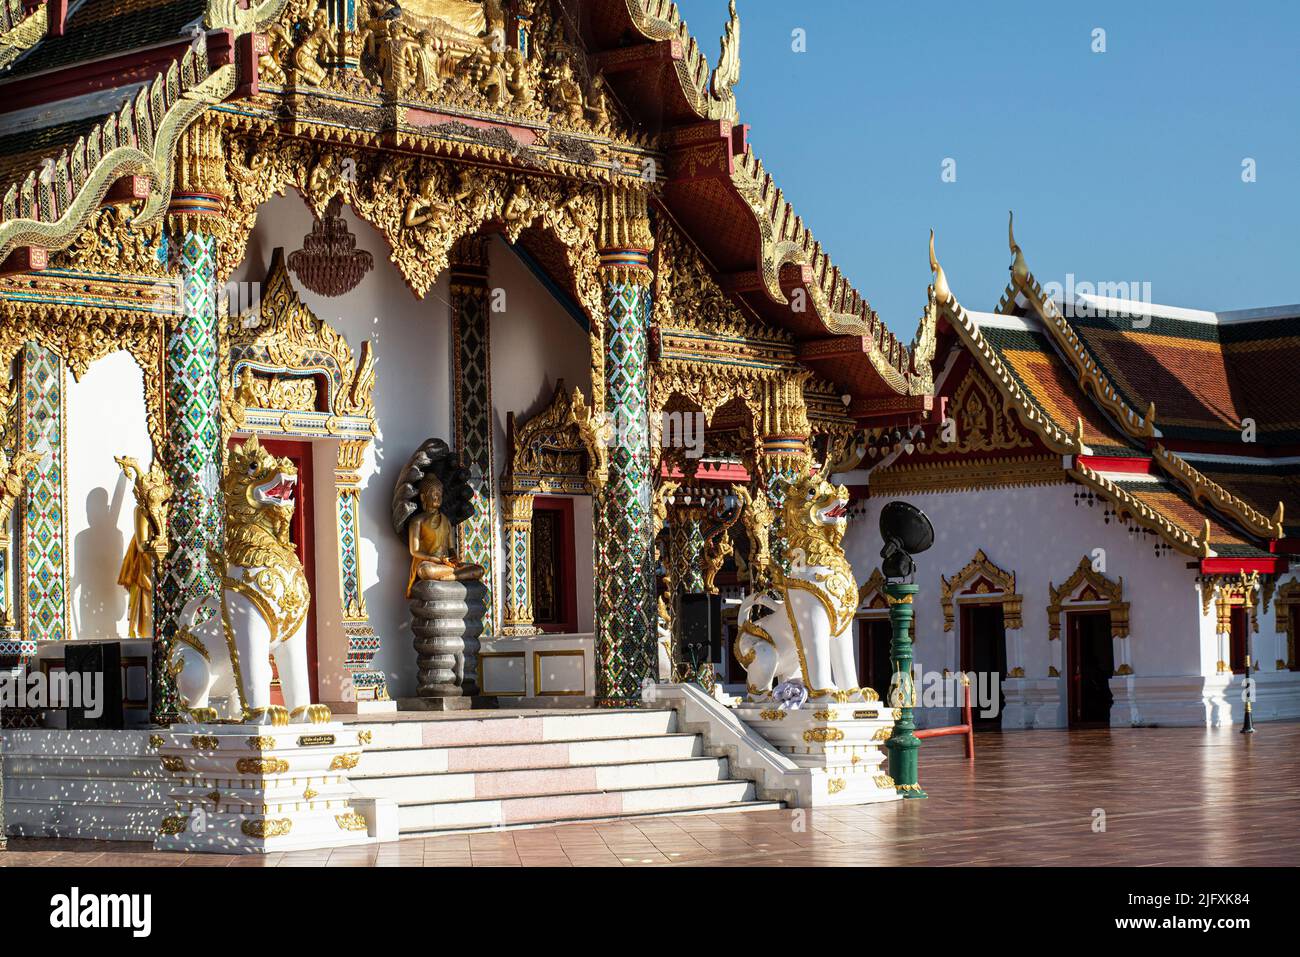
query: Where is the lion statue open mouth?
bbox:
[167,435,329,726]
[734,468,872,705]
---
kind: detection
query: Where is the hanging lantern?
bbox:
[288,197,374,297]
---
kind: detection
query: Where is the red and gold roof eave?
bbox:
[933,233,1285,575]
[589,0,934,411]
[0,1,289,275]
[997,213,1287,551]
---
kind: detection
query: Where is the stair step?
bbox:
[401,800,786,837]
[353,732,702,777]
[354,709,678,750]
[395,779,761,832]
[354,756,730,804]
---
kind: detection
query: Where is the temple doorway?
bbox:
[1067,610,1114,728]
[230,436,319,703]
[530,496,577,633]
[960,603,1007,729]
[856,618,893,702]
[1228,607,1249,675]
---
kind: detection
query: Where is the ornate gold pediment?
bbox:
[502,380,595,495]
[933,365,1035,455]
[227,247,375,436]
[940,549,1022,632]
[260,0,633,140]
[1047,556,1128,640]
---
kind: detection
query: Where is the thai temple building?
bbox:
[0,0,1293,848]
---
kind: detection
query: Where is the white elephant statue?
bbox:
[167,435,330,726]
[735,469,874,704]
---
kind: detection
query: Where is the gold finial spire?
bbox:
[710,0,741,115]
[1074,416,1086,448]
[1008,210,1029,286]
[1273,501,1285,537]
[1144,401,1157,434]
[1197,519,1212,558]
[929,229,951,305]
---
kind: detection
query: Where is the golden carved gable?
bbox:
[1047,555,1129,640]
[228,247,376,427]
[940,549,1022,632]
[502,380,596,495]
[934,365,1035,455]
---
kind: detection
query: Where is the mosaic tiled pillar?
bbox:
[18,342,67,644]
[595,250,656,706]
[757,373,812,573]
[667,510,706,594]
[153,229,224,722]
[335,439,386,700]
[759,442,809,575]
[500,492,540,635]
[450,236,496,635]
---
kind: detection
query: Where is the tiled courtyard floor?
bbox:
[4,723,1298,866]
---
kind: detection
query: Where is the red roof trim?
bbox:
[1199,557,1288,575]
[1075,455,1156,475]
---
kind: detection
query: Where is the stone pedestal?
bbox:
[152,722,375,854]
[734,702,902,805]
[407,578,487,702]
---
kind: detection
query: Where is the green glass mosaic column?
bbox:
[886,582,927,799]
[153,227,224,723]
[595,254,655,707]
[18,342,67,644]
[450,236,496,635]
[758,442,808,576]
[667,511,706,594]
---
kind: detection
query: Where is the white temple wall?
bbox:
[232,194,594,698]
[844,481,1208,728]
[64,350,153,641]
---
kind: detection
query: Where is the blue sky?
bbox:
[671,0,1300,337]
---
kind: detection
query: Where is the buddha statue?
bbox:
[406,473,485,594]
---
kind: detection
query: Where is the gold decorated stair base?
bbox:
[733,703,902,805]
[153,722,375,854]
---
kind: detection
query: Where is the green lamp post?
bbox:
[878,499,934,801]
[886,582,926,799]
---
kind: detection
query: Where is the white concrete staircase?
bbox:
[348,708,781,834]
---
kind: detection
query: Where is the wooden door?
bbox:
[1067,610,1114,728]
[960,603,1007,729]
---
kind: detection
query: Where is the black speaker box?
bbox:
[64,641,124,730]
[678,593,722,664]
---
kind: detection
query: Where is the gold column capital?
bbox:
[167,116,230,235]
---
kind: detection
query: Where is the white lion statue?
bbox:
[735,469,872,704]
[167,435,330,726]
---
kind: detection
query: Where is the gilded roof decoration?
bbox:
[0,0,47,72]
[1003,212,1158,441]
[228,246,376,427]
[502,380,597,496]
[0,44,232,266]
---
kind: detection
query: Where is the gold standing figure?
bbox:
[114,455,173,639]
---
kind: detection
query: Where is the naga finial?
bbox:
[929,229,952,305]
[1008,210,1029,286]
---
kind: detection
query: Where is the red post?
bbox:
[962,678,975,762]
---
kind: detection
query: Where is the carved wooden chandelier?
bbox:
[287,197,374,297]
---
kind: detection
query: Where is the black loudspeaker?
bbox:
[678,593,722,665]
[64,642,124,730]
